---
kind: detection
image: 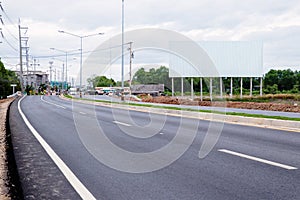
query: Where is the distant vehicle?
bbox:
[85,90,97,95]
[95,87,130,95]
[95,87,115,95]
[69,87,78,95]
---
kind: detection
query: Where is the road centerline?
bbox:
[41,96,66,109]
[113,121,132,127]
[218,149,297,170]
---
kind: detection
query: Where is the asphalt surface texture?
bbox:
[10,95,300,199]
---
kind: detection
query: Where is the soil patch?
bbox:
[141,96,300,112]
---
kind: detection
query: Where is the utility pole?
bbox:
[25,47,29,86]
[54,68,57,82]
[31,58,40,72]
[18,19,29,91]
[49,61,53,83]
[18,20,24,92]
[128,42,134,92]
[62,63,64,87]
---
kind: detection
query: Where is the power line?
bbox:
[1,31,18,52]
[0,3,19,42]
[0,20,19,41]
[32,43,129,59]
[0,2,18,27]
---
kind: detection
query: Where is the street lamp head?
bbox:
[50,48,55,50]
[58,30,64,33]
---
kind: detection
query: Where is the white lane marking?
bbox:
[18,96,96,200]
[159,132,164,135]
[41,96,66,109]
[218,149,297,170]
[79,112,86,115]
[113,121,131,127]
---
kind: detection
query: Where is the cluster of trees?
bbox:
[87,75,117,87]
[263,69,300,94]
[132,66,252,95]
[133,67,300,95]
[0,61,20,98]
[87,66,300,95]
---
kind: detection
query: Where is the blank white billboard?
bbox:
[169,41,263,77]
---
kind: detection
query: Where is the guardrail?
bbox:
[7,92,21,98]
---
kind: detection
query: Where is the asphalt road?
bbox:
[79,94,300,118]
[11,95,300,199]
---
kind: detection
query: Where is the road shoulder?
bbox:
[9,97,81,199]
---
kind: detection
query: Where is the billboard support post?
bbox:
[250,77,253,97]
[230,77,233,98]
[191,78,194,100]
[200,78,203,101]
[181,77,184,97]
[209,78,213,101]
[240,77,243,99]
[171,78,174,97]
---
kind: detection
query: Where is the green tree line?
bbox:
[263,69,300,94]
[88,66,300,95]
[0,61,20,98]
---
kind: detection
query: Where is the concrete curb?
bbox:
[60,95,300,133]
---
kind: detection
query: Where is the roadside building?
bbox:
[131,84,164,96]
[15,70,49,89]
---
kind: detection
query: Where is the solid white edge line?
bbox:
[218,149,297,170]
[113,120,131,127]
[18,95,96,200]
[41,96,66,109]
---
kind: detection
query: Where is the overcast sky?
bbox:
[1,0,300,81]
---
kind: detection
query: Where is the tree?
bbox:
[279,69,296,91]
[263,69,298,93]
[87,75,116,87]
[0,61,20,98]
[115,81,130,87]
[133,66,170,85]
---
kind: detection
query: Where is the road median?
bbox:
[60,95,300,132]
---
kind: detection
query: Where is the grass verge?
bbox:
[63,94,300,122]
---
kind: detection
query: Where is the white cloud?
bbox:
[1,0,300,78]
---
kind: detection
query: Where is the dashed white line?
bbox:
[79,112,87,115]
[113,121,131,127]
[19,96,96,200]
[218,149,297,170]
[159,132,164,135]
[41,96,66,109]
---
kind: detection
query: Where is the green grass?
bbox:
[63,94,300,122]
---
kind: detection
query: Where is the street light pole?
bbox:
[121,0,125,90]
[80,37,83,97]
[58,30,104,98]
[50,48,80,90]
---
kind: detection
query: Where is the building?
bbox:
[15,70,49,89]
[131,84,165,96]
